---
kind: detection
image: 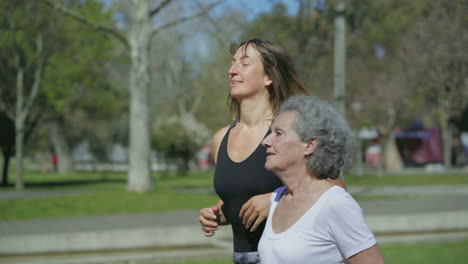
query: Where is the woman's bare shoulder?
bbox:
[211,125,230,164]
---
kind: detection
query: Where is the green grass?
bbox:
[354,194,424,201]
[381,240,468,264]
[0,188,219,220]
[154,240,468,264]
[0,170,467,220]
[345,173,468,186]
[2,170,215,191]
[158,259,231,264]
[0,171,219,220]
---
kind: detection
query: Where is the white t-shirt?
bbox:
[258,186,376,264]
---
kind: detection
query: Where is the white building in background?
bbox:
[72,141,94,162]
[107,143,128,163]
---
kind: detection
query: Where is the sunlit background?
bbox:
[0,0,467,263]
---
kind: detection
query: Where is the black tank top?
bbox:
[214,121,283,252]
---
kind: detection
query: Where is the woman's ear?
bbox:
[264,75,272,87]
[304,138,318,156]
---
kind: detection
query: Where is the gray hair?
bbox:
[279,94,354,179]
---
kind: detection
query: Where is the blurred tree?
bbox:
[0,111,14,186]
[188,8,247,132]
[239,1,340,100]
[42,0,224,192]
[0,1,51,189]
[344,0,428,172]
[395,0,468,168]
[234,0,467,172]
[0,0,123,185]
[345,0,467,171]
[41,0,122,174]
[152,113,210,175]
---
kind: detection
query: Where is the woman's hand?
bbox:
[239,193,271,232]
[199,200,227,237]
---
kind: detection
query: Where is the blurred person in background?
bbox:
[198,38,345,264]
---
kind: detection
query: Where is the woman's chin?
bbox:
[230,90,244,100]
[264,161,275,172]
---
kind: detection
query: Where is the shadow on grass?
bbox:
[0,178,126,189]
[27,178,126,188]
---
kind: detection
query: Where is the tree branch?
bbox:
[40,0,129,49]
[194,0,228,48]
[22,34,44,123]
[149,0,173,17]
[151,0,225,37]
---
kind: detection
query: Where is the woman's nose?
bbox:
[262,134,272,148]
[228,63,237,75]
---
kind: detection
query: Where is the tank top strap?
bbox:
[221,121,238,147]
[217,121,238,163]
[229,120,238,129]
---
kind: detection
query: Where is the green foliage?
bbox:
[192,51,232,132]
[0,0,126,159]
[41,0,123,115]
[239,2,335,99]
[242,3,295,45]
[354,0,426,49]
[0,1,52,107]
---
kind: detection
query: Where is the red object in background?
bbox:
[365,144,381,168]
[52,153,58,165]
[197,145,212,169]
[395,128,443,165]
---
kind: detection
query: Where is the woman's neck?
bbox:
[238,94,273,128]
[276,166,325,196]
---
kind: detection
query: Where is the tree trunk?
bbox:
[383,132,403,173]
[15,118,25,190]
[1,151,11,186]
[127,0,153,192]
[439,93,452,169]
[49,119,73,174]
[13,34,43,190]
[333,1,346,117]
[439,108,452,169]
[15,66,25,190]
[353,135,364,176]
[0,113,14,187]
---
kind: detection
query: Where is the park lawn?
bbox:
[0,170,467,220]
[155,239,468,264]
[382,239,468,264]
[345,173,468,186]
[0,171,219,220]
[0,188,219,220]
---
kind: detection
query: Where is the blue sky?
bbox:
[99,0,302,60]
[221,0,300,20]
[101,0,300,21]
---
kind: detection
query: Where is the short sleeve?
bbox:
[326,192,377,258]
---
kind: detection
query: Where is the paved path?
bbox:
[1,185,468,264]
